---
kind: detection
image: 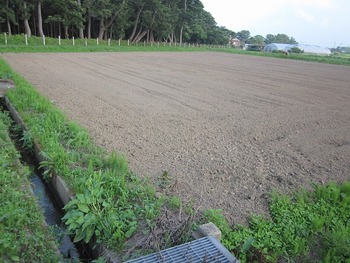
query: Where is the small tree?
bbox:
[289,47,303,54]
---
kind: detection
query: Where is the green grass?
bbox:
[204,183,350,262]
[0,34,209,53]
[1,34,349,66]
[0,110,60,262]
[213,48,350,66]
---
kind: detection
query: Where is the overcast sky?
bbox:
[201,0,350,48]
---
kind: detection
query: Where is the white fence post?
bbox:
[118,39,121,46]
[108,38,111,46]
[58,35,61,45]
[127,39,130,46]
[96,38,99,45]
[72,37,75,46]
[25,34,28,45]
[4,33,7,45]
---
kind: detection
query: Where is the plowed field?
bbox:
[3,52,350,224]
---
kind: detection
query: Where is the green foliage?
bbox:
[204,182,350,262]
[168,196,182,209]
[265,33,297,44]
[0,111,60,262]
[62,169,143,245]
[0,0,234,45]
[236,30,251,43]
[289,47,304,54]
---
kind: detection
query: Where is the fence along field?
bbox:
[1,33,226,49]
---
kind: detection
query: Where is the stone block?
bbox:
[192,222,222,241]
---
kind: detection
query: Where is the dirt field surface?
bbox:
[2,52,350,224]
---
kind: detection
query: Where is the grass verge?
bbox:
[0,34,207,53]
[204,183,350,262]
[212,48,350,66]
[1,35,350,66]
[0,109,60,262]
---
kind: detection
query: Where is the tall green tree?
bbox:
[127,0,145,41]
[22,1,32,36]
[265,33,297,44]
[46,0,84,38]
[236,30,250,43]
[1,0,17,35]
[83,0,94,38]
[128,0,165,43]
[76,0,84,38]
[247,35,264,45]
[0,0,240,45]
[178,0,186,45]
[97,0,127,39]
[37,0,44,36]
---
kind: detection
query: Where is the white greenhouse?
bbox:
[264,43,295,53]
[264,43,331,55]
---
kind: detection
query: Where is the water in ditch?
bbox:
[1,100,92,261]
[29,166,80,260]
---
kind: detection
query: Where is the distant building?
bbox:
[264,43,331,55]
[229,35,240,47]
[231,38,240,47]
[244,44,264,51]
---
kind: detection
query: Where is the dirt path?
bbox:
[2,52,350,224]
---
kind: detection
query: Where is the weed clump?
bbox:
[204,182,350,262]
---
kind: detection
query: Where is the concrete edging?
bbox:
[5,96,119,262]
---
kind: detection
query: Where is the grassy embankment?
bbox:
[1,34,350,66]
[0,34,208,53]
[212,47,350,66]
[204,183,350,262]
[1,50,349,262]
[0,110,60,261]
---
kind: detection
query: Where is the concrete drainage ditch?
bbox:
[1,96,93,261]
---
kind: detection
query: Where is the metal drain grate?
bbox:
[125,236,239,263]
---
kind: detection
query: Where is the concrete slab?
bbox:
[0,79,15,97]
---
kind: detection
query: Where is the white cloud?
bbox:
[292,0,332,8]
[296,10,315,22]
[201,0,285,29]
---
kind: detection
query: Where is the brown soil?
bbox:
[2,52,350,224]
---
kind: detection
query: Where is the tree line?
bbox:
[0,0,236,45]
[235,30,297,46]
